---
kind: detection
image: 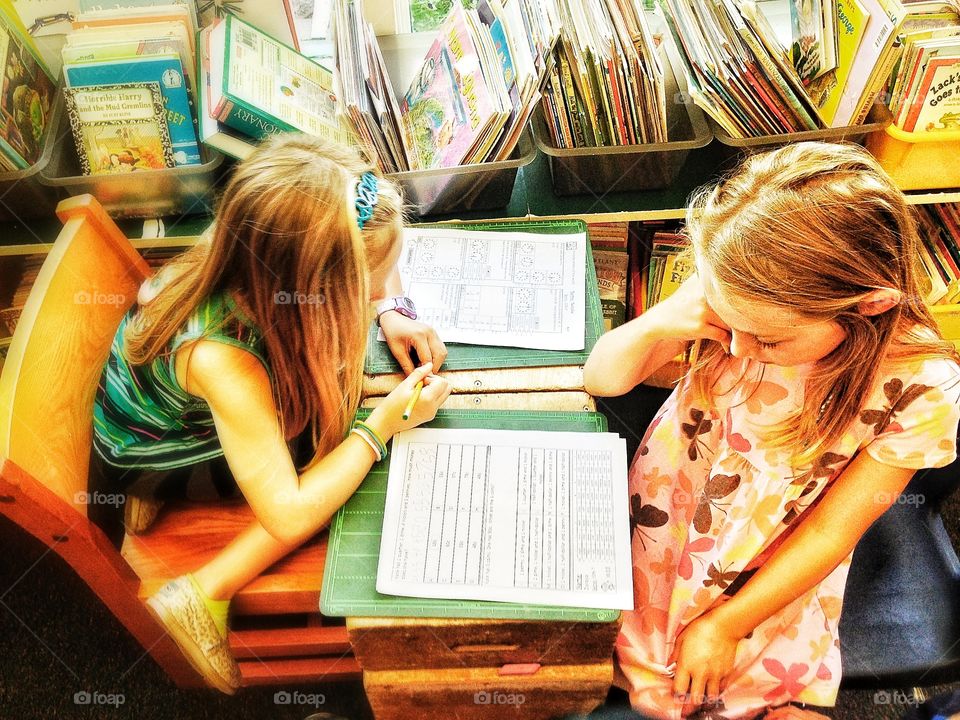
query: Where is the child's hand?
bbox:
[367,362,452,440]
[648,275,732,350]
[379,312,448,375]
[669,612,739,712]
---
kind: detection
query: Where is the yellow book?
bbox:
[819,0,870,123]
[657,252,694,305]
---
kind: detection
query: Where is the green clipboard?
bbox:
[364,219,605,374]
[320,408,621,622]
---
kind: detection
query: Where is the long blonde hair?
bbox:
[125,133,403,466]
[685,141,958,463]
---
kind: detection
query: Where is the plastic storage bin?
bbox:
[377,32,534,217]
[387,127,535,216]
[38,99,227,219]
[712,104,892,155]
[866,125,960,191]
[533,99,712,195]
[0,93,64,222]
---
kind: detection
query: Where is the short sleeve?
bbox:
[864,360,960,470]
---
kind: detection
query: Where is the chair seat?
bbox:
[122,500,326,615]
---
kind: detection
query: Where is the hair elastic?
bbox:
[355,172,379,230]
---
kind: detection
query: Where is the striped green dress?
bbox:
[93,292,269,472]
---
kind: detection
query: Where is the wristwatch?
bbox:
[376,296,418,325]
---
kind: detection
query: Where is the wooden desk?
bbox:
[353,377,619,720]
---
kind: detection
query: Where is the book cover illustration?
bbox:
[0,18,55,168]
[63,82,176,175]
[401,2,498,169]
[65,53,200,165]
[905,56,960,131]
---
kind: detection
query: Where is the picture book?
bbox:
[400,1,506,169]
[62,82,176,175]
[64,53,200,165]
[903,55,960,130]
[207,14,351,144]
[0,13,56,169]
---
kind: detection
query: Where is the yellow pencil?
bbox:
[402,380,424,421]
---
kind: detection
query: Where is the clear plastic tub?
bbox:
[533,100,712,195]
[0,93,64,222]
[387,127,535,216]
[377,32,534,217]
[866,124,960,191]
[38,98,227,219]
[712,103,892,153]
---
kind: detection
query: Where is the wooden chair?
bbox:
[0,195,358,689]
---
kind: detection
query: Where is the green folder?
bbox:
[320,408,621,622]
[365,219,605,374]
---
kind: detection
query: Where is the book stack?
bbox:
[0,1,56,171]
[885,2,960,132]
[916,203,960,304]
[334,0,561,172]
[61,0,200,175]
[626,223,691,319]
[0,254,42,337]
[589,222,630,331]
[658,0,905,136]
[540,0,668,148]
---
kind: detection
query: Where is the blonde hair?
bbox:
[685,141,958,463]
[125,133,404,467]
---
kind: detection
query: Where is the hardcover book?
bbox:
[62,82,176,175]
[64,53,200,165]
[206,14,350,143]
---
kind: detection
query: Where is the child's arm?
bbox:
[584,276,731,396]
[178,339,450,546]
[669,451,915,706]
[378,264,448,374]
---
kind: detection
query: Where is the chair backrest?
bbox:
[0,195,149,514]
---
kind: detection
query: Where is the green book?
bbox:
[365,219,604,374]
[321,408,621,621]
[205,13,351,144]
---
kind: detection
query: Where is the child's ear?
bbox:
[857,288,901,316]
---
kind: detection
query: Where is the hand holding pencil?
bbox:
[368,362,452,442]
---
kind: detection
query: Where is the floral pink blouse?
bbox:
[618,350,960,719]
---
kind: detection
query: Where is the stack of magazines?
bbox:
[541,0,668,148]
[334,0,561,172]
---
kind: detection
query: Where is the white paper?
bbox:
[380,227,587,351]
[376,428,634,610]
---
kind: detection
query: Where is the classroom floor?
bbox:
[1,386,958,719]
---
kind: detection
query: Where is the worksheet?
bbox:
[380,227,587,351]
[376,428,633,610]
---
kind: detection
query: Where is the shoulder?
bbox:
[177,337,271,402]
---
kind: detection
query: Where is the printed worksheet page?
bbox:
[382,227,587,351]
[376,428,633,610]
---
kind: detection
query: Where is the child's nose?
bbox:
[728,332,754,360]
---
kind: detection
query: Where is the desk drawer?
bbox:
[347,616,620,671]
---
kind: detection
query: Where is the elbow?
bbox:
[583,361,627,398]
[257,504,316,547]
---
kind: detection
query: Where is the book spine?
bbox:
[216,97,295,139]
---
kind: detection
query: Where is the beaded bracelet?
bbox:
[350,427,382,462]
[352,420,388,461]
